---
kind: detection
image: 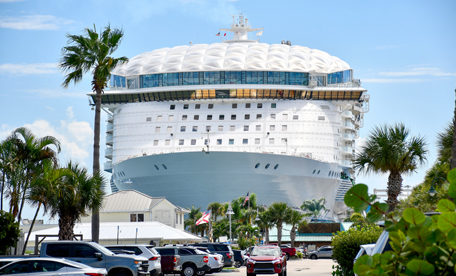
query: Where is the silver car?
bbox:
[105,244,161,276]
[308,246,333,259]
[0,258,107,276]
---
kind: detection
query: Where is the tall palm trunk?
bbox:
[59,214,75,240]
[277,221,282,246]
[387,172,403,212]
[452,96,456,169]
[290,226,296,248]
[91,88,102,243]
[22,203,40,255]
[265,228,269,244]
[1,171,5,210]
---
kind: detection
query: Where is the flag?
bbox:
[256,31,263,36]
[196,210,211,225]
[224,33,226,36]
[215,32,220,36]
[243,191,250,206]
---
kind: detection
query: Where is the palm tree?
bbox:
[207,202,224,222]
[184,206,201,234]
[256,211,274,245]
[301,198,327,221]
[267,202,291,246]
[437,120,453,164]
[46,162,104,240]
[288,210,308,248]
[60,24,128,242]
[353,123,428,212]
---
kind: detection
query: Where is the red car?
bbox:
[246,246,287,276]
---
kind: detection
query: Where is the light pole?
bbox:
[226,203,235,244]
[428,177,449,197]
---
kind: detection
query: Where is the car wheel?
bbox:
[113,269,130,276]
[283,269,287,276]
[310,255,317,260]
[181,265,197,276]
[247,273,256,276]
[286,253,290,260]
[234,261,241,268]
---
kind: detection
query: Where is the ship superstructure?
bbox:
[91,14,369,220]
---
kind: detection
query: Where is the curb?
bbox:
[221,268,240,273]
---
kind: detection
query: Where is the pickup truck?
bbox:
[264,244,296,260]
[16,241,150,276]
[155,246,210,276]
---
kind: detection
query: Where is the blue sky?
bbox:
[1,0,455,222]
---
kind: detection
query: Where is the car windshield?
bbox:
[91,243,116,255]
[251,248,280,257]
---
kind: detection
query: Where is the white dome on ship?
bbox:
[112,43,351,76]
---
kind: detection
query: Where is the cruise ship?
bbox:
[91,15,369,220]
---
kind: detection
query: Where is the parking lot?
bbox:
[221,258,336,276]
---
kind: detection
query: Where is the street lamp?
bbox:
[226,203,235,244]
[428,177,449,197]
[255,208,260,222]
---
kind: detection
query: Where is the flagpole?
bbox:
[248,189,251,225]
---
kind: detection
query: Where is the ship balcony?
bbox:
[341,133,355,141]
[341,146,354,154]
[106,123,114,133]
[342,121,355,129]
[340,160,352,167]
[352,104,363,114]
[341,110,353,118]
[107,116,114,123]
[104,161,112,172]
[106,134,113,145]
[105,147,113,159]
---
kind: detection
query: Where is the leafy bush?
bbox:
[296,251,303,258]
[0,210,21,255]
[344,168,456,275]
[331,224,382,275]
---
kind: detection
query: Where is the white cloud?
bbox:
[0,15,74,30]
[45,106,54,111]
[66,106,74,119]
[67,121,93,143]
[372,45,398,50]
[24,89,86,98]
[379,67,456,77]
[362,78,425,83]
[0,63,58,75]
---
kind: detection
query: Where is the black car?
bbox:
[193,243,234,267]
[232,250,246,268]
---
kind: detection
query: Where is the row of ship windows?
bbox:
[311,169,340,178]
[143,124,294,133]
[146,138,290,146]
[170,103,274,110]
[255,163,279,170]
[146,114,323,122]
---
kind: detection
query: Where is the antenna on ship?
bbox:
[219,13,264,43]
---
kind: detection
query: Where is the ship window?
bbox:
[255,163,260,168]
[191,139,196,145]
[146,117,152,122]
[282,125,287,131]
[207,115,212,120]
[194,115,199,120]
[317,170,320,174]
[183,104,189,109]
[217,139,222,145]
[271,103,276,108]
[162,164,167,170]
[157,115,162,121]
[232,103,237,109]
[154,165,159,170]
[318,116,325,121]
[218,125,223,131]
[206,126,211,132]
[244,125,249,131]
[270,125,275,131]
[219,115,225,120]
[195,104,200,109]
[293,115,299,120]
[257,103,263,108]
[231,114,236,120]
[256,125,261,131]
[271,114,276,119]
[328,171,331,176]
[246,103,251,108]
[208,104,214,109]
[243,139,248,144]
[274,164,279,170]
[170,105,175,110]
[282,114,288,120]
[269,138,274,144]
[155,127,161,133]
[180,126,186,132]
[168,115,174,121]
[230,125,235,131]
[255,138,260,144]
[281,138,287,145]
[167,126,172,132]
[192,126,198,132]
[165,139,170,145]
[265,163,270,169]
[182,115,187,120]
[245,114,250,120]
[229,139,234,145]
[153,140,159,146]
[179,139,184,145]
[312,169,316,174]
[257,114,262,119]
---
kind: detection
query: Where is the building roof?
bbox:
[27,221,204,242]
[269,224,334,243]
[101,190,190,213]
[112,43,351,77]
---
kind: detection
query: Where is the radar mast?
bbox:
[219,13,264,43]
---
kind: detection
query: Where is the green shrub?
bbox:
[0,210,20,255]
[331,224,382,275]
[296,251,303,258]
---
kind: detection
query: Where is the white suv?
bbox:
[105,244,162,276]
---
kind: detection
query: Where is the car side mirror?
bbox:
[94,252,103,260]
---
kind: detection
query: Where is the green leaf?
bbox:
[449,182,456,199]
[439,212,456,234]
[406,260,435,275]
[447,228,456,249]
[438,199,456,212]
[344,184,370,213]
[421,216,433,228]
[407,226,431,242]
[403,208,426,225]
[448,168,456,184]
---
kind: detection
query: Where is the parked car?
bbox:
[0,258,107,276]
[194,247,223,274]
[308,246,333,259]
[232,250,247,268]
[265,244,296,260]
[105,244,162,276]
[154,247,181,275]
[246,246,287,276]
[192,243,234,267]
[155,246,210,276]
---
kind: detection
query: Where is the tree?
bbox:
[0,210,20,255]
[256,211,274,245]
[46,162,104,240]
[300,198,327,221]
[207,202,224,222]
[288,210,308,248]
[60,24,128,242]
[184,206,201,234]
[353,123,428,212]
[437,120,453,164]
[267,202,291,246]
